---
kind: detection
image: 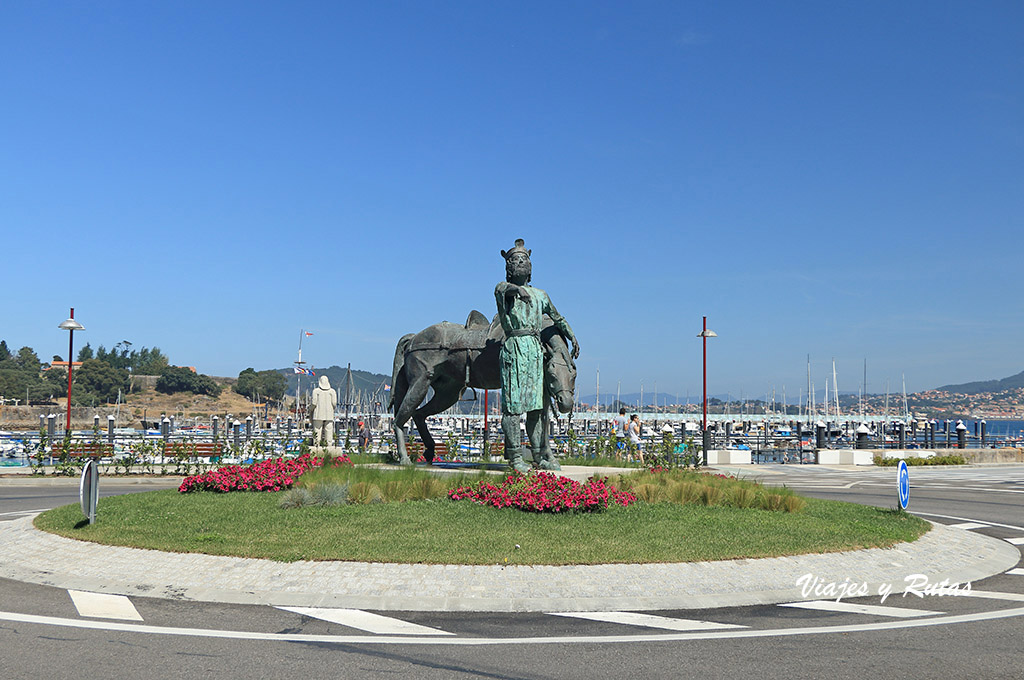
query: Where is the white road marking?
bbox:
[915,512,1024,533]
[948,522,988,530]
[549,611,745,631]
[2,605,1024,645]
[0,509,47,517]
[1004,537,1024,545]
[68,590,143,621]
[1007,568,1024,576]
[964,590,1024,602]
[779,600,938,618]
[276,607,453,636]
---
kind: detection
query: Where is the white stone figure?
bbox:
[311,375,337,445]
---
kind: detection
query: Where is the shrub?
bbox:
[279,488,314,509]
[632,483,666,503]
[349,482,384,504]
[728,486,757,509]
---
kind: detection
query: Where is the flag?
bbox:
[384,384,391,391]
[293,367,315,376]
[305,331,314,336]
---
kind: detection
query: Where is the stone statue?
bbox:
[495,239,579,472]
[311,375,337,445]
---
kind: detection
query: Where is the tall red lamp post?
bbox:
[697,316,717,466]
[58,308,85,433]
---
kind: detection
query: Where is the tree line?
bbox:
[0,337,290,406]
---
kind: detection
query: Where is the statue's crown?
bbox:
[501,238,531,260]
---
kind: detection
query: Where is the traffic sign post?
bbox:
[80,459,99,525]
[897,459,909,510]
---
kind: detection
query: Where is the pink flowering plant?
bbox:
[178,452,351,493]
[447,471,637,513]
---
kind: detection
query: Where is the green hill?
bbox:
[937,369,1024,395]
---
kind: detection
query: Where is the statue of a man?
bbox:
[495,239,579,473]
[311,375,337,446]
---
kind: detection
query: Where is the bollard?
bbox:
[815,421,826,449]
[161,416,170,440]
[702,428,710,466]
[39,414,46,436]
[286,416,293,442]
[855,423,870,449]
[107,415,115,443]
[94,415,100,431]
[233,420,241,448]
[945,420,952,449]
[169,415,175,434]
[212,415,219,440]
[245,415,253,442]
[981,420,987,447]
[47,414,56,440]
[898,421,906,450]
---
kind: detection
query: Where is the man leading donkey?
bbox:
[495,239,580,473]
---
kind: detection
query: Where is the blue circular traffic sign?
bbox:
[897,459,909,510]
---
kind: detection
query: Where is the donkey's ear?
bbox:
[500,249,508,258]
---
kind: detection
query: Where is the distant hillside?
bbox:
[281,366,391,401]
[937,369,1024,395]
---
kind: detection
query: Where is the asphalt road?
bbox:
[1,466,1022,679]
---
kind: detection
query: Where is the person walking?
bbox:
[612,407,629,458]
[627,413,644,465]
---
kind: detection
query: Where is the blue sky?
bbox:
[3,1,1022,401]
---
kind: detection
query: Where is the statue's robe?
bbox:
[494,283,573,415]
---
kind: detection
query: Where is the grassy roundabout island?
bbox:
[35,455,929,565]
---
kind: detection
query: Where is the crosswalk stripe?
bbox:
[779,600,938,618]
[68,590,143,621]
[275,607,453,635]
[1004,537,1024,545]
[548,611,745,631]
[1007,568,1024,576]
[948,522,988,530]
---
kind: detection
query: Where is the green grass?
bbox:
[34,484,928,565]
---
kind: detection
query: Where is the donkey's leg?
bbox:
[393,371,431,466]
[412,378,462,464]
[391,370,414,464]
[535,401,560,471]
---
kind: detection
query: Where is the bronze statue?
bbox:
[389,312,576,467]
[495,239,579,472]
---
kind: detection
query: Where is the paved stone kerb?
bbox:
[0,517,1017,613]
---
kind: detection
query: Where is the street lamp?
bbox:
[58,308,85,433]
[697,316,717,465]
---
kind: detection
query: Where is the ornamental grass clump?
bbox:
[447,471,637,513]
[178,452,352,494]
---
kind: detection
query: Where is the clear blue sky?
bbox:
[3,1,1021,401]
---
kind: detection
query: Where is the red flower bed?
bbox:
[447,472,636,513]
[178,452,351,493]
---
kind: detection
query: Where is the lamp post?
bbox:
[697,316,717,465]
[58,308,85,433]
